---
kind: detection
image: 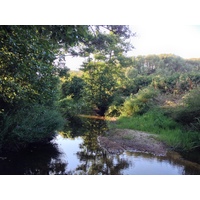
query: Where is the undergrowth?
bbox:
[109,109,200,151]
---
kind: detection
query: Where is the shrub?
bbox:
[105,104,122,117]
[121,86,159,116]
[184,86,200,109]
[58,96,91,119]
[0,104,65,151]
[172,87,200,131]
[105,94,124,117]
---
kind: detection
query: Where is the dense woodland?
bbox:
[1,25,200,152]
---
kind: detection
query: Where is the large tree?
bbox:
[0,25,133,109]
[0,25,90,110]
[80,29,134,115]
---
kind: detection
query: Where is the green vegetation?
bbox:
[0,104,64,151]
[105,55,200,151]
[120,86,159,116]
[48,32,200,152]
[1,25,200,153]
[0,25,132,152]
[110,109,200,150]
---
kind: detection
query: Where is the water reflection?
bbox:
[123,151,200,175]
[71,118,130,175]
[76,153,130,175]
[56,118,200,175]
[0,143,69,175]
[1,117,200,175]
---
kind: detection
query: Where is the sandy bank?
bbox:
[97,129,168,156]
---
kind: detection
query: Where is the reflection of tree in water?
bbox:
[75,118,130,175]
[181,165,200,175]
[126,151,200,175]
[24,158,68,175]
[178,149,200,175]
[82,117,109,135]
[2,115,200,175]
[159,151,200,175]
[0,143,70,175]
[78,153,130,175]
[59,116,84,138]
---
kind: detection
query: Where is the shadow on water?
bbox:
[0,142,69,175]
[0,117,130,175]
[1,116,200,175]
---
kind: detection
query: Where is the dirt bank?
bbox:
[97,129,168,156]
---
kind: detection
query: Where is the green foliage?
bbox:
[125,54,200,96]
[0,25,132,110]
[122,67,153,96]
[0,104,64,151]
[121,86,159,116]
[184,86,200,109]
[0,25,133,151]
[57,67,70,78]
[0,26,60,109]
[185,58,200,71]
[61,76,85,100]
[78,31,133,60]
[111,109,200,150]
[82,61,120,115]
[172,87,200,130]
[125,67,138,79]
[107,53,200,151]
[105,94,124,117]
[58,96,90,119]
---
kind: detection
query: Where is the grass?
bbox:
[108,109,200,151]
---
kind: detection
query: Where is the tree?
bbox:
[61,76,85,100]
[0,25,133,151]
[82,61,119,115]
[0,25,133,108]
[0,25,92,110]
[79,27,134,115]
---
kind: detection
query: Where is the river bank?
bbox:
[97,128,168,156]
[97,128,200,173]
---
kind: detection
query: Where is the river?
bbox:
[0,117,200,175]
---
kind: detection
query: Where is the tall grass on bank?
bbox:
[109,109,200,151]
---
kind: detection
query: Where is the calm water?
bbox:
[0,117,200,175]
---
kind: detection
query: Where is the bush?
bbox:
[184,86,200,109]
[58,96,91,119]
[105,104,122,117]
[0,104,65,151]
[172,87,200,130]
[121,86,159,116]
[105,94,124,117]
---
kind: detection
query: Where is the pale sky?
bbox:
[129,25,200,58]
[66,25,200,70]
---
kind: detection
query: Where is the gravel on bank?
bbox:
[97,129,168,156]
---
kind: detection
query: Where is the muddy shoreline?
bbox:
[97,129,168,156]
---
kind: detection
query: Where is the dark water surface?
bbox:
[0,117,200,175]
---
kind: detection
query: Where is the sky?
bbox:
[1,1,200,71]
[128,25,200,58]
[65,25,200,70]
